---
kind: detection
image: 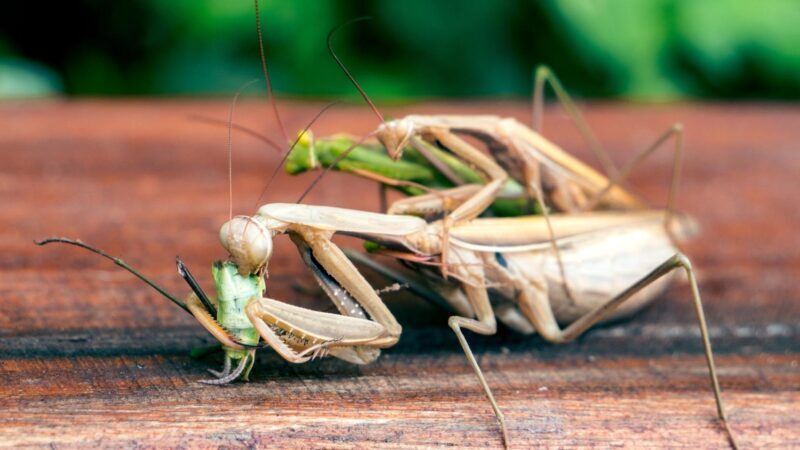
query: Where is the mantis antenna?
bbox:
[253,0,289,144]
[187,114,283,155]
[226,79,259,225]
[295,17,389,204]
[185,103,344,206]
[34,238,190,314]
[255,101,341,205]
[327,17,384,123]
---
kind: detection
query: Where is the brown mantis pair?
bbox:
[35,2,737,447]
[39,89,735,449]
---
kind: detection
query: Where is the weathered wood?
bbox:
[1,100,798,448]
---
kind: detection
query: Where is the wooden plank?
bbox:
[0,100,798,448]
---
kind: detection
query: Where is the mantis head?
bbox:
[376,118,415,160]
[219,216,273,276]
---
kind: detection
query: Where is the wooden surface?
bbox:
[1,100,798,448]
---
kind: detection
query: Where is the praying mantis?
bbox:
[34,2,739,448]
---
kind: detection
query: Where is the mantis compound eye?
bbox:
[376,118,414,160]
[219,216,273,276]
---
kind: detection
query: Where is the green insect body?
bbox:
[212,261,263,367]
[287,132,535,217]
[286,132,436,184]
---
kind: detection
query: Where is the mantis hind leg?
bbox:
[517,253,738,449]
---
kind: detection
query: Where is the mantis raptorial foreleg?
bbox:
[193,270,391,366]
[293,226,402,347]
[380,123,572,297]
[245,296,387,364]
[231,228,406,365]
[339,166,484,220]
[393,126,580,301]
[419,130,509,226]
[387,184,483,217]
[185,293,246,350]
[290,233,370,320]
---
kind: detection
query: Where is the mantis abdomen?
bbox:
[514,222,676,324]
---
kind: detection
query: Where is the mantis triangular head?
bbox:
[219,216,273,276]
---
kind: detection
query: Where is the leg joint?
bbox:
[535,64,552,79]
[673,252,692,270]
[447,315,460,331]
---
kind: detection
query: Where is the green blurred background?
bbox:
[1,0,798,100]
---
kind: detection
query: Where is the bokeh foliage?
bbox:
[1,0,798,99]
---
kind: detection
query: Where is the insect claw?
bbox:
[198,356,248,385]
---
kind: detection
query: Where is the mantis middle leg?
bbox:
[579,123,686,245]
[445,248,509,447]
[532,64,620,179]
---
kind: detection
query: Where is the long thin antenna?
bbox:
[254,0,289,143]
[255,101,340,205]
[327,17,384,123]
[227,80,259,225]
[35,238,190,314]
[187,114,283,154]
[296,131,374,203]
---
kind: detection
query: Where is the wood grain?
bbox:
[1,100,798,448]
